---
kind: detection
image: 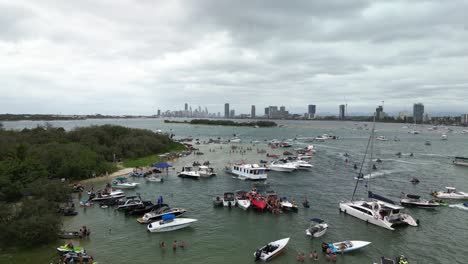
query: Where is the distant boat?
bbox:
[305,218,328,238]
[432,187,468,199]
[424,140,431,146]
[147,214,197,233]
[254,237,290,262]
[321,240,371,254]
[453,157,468,167]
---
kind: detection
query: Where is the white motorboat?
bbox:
[267,161,297,172]
[279,198,298,211]
[198,165,216,177]
[340,198,418,230]
[147,214,197,233]
[305,218,328,238]
[146,175,163,182]
[91,190,125,201]
[229,137,241,143]
[112,177,140,189]
[400,193,440,208]
[449,203,468,211]
[253,237,290,262]
[453,157,468,167]
[321,240,371,254]
[288,160,313,170]
[178,167,200,179]
[235,190,250,210]
[441,134,448,140]
[117,196,143,210]
[314,136,327,141]
[137,206,186,224]
[223,192,236,207]
[228,163,267,180]
[432,187,468,199]
[376,136,388,141]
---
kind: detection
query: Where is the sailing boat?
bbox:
[339,113,418,231]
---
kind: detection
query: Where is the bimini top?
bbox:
[162,214,175,221]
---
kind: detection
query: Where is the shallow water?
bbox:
[3,119,468,264]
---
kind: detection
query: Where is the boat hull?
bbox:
[254,238,290,261]
[340,202,394,230]
[147,218,197,233]
[236,199,250,210]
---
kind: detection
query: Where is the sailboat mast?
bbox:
[366,115,376,191]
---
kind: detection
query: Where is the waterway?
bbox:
[2,119,468,264]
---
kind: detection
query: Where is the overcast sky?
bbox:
[1,0,467,115]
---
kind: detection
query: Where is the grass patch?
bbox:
[122,142,186,168]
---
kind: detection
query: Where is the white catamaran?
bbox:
[339,113,418,231]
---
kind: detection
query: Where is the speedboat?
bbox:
[449,203,468,211]
[441,134,448,140]
[288,160,313,170]
[253,237,290,262]
[112,177,140,189]
[453,157,468,167]
[400,193,440,208]
[178,167,200,179]
[339,196,418,230]
[147,214,197,233]
[305,218,328,238]
[376,136,388,141]
[228,163,267,180]
[117,196,143,210]
[251,197,267,210]
[267,161,297,172]
[432,187,468,199]
[91,190,125,201]
[223,192,236,207]
[198,165,216,177]
[229,137,241,143]
[126,201,156,216]
[146,175,163,182]
[235,190,250,210]
[321,240,371,254]
[137,206,186,224]
[279,197,298,211]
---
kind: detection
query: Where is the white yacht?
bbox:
[339,199,418,230]
[229,164,267,180]
[177,167,200,179]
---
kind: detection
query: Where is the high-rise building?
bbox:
[462,114,468,125]
[376,105,384,120]
[413,103,424,124]
[308,105,316,119]
[264,107,269,117]
[268,106,278,118]
[339,104,346,120]
[251,105,256,118]
[280,106,286,112]
[224,103,230,118]
[230,109,235,118]
[157,109,161,116]
[184,103,188,111]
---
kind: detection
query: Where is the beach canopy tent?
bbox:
[154,162,172,168]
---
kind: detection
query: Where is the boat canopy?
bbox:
[154,162,172,168]
[368,191,396,205]
[454,157,468,160]
[162,214,175,221]
[310,218,324,223]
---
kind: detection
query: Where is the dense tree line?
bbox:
[0,124,181,246]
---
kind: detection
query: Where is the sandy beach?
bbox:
[79,167,136,184]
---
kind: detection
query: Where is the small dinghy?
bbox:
[306,218,328,238]
[449,202,468,211]
[321,240,371,254]
[147,214,197,233]
[400,193,440,208]
[253,237,290,261]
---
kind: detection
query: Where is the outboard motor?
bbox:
[254,249,262,261]
[321,242,329,253]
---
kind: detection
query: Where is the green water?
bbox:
[3,119,468,264]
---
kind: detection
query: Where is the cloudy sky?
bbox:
[1,0,467,115]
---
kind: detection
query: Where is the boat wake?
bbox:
[449,204,468,211]
[354,170,398,180]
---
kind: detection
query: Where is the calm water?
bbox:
[3,119,468,264]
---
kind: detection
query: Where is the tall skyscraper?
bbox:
[224,103,230,118]
[184,103,188,111]
[462,114,468,125]
[376,105,384,120]
[230,109,235,118]
[413,103,424,124]
[251,105,256,118]
[264,107,269,117]
[157,109,161,116]
[339,104,346,120]
[308,104,316,118]
[280,106,286,112]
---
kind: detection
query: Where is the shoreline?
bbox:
[78,167,136,184]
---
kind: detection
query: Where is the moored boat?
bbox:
[223,192,236,207]
[90,190,125,201]
[321,240,371,254]
[267,161,296,172]
[235,190,251,210]
[400,193,440,208]
[228,163,267,180]
[253,237,290,261]
[453,157,468,167]
[112,177,140,189]
[305,218,328,238]
[147,214,197,233]
[178,167,200,179]
[251,197,267,210]
[137,206,186,224]
[198,165,216,177]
